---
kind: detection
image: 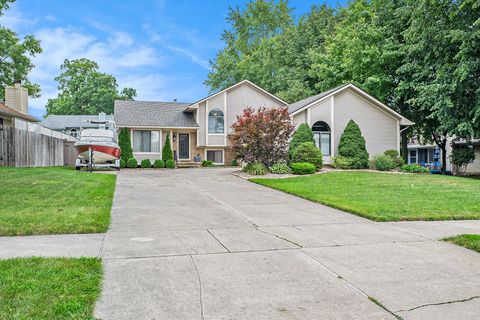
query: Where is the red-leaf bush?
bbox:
[231,106,294,167]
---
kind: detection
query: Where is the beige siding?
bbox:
[310,99,331,127]
[226,82,284,134]
[197,102,206,146]
[292,111,306,130]
[208,135,224,146]
[334,89,398,158]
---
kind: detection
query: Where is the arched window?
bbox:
[69,128,78,138]
[208,108,224,134]
[312,121,330,156]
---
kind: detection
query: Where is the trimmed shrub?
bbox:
[268,162,291,174]
[384,149,404,167]
[400,164,429,173]
[127,158,138,168]
[231,159,239,167]
[290,162,316,175]
[289,123,315,156]
[332,156,351,169]
[372,154,396,171]
[337,120,369,169]
[244,162,268,175]
[202,160,214,167]
[119,159,126,168]
[165,159,175,169]
[162,134,174,162]
[153,159,165,168]
[451,146,476,175]
[291,142,323,168]
[118,128,133,162]
[141,159,152,168]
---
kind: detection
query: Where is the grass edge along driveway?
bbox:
[0,167,116,236]
[444,234,480,253]
[251,171,480,221]
[0,257,102,320]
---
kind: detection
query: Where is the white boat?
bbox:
[74,119,121,170]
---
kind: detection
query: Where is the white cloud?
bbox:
[28,26,163,115]
[166,45,210,70]
[0,2,37,30]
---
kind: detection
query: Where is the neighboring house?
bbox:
[40,114,114,139]
[0,81,39,128]
[290,83,413,164]
[114,80,287,165]
[408,138,480,174]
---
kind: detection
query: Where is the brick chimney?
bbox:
[5,80,29,114]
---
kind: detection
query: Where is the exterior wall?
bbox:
[5,83,28,114]
[334,89,398,158]
[196,82,286,148]
[292,111,306,130]
[0,116,13,128]
[226,83,284,134]
[466,146,480,174]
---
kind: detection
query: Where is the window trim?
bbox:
[205,149,224,165]
[132,130,161,153]
[312,121,331,156]
[208,108,225,134]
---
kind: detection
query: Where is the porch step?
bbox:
[176,161,200,168]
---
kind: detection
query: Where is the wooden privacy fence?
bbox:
[0,126,74,167]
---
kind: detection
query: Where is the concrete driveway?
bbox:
[95,168,480,320]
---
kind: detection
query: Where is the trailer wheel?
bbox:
[75,166,81,171]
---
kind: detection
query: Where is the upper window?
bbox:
[312,121,331,156]
[133,130,160,152]
[208,108,224,134]
[69,128,78,138]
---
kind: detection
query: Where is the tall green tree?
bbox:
[205,0,292,92]
[0,0,42,99]
[46,58,136,115]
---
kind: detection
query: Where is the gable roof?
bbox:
[40,114,114,130]
[0,102,39,123]
[188,80,288,108]
[289,83,413,126]
[114,100,198,128]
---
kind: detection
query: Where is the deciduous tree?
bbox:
[231,106,294,166]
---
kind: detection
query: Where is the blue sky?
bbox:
[0,0,345,118]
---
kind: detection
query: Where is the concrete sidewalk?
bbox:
[94,168,480,320]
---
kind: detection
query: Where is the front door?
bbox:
[178,133,189,159]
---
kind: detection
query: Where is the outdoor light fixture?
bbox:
[173,133,177,142]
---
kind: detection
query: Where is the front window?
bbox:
[312,121,331,156]
[133,130,160,152]
[409,150,417,164]
[208,108,224,134]
[207,150,223,164]
[69,128,78,138]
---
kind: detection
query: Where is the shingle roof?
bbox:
[40,114,114,130]
[0,102,39,122]
[288,84,349,114]
[114,100,198,128]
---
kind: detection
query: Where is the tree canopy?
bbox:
[0,0,42,99]
[207,0,480,170]
[46,58,136,115]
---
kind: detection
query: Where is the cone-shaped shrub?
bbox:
[162,134,173,161]
[118,128,133,162]
[289,123,315,156]
[337,120,369,169]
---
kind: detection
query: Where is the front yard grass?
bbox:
[0,167,116,236]
[251,171,480,221]
[444,234,480,253]
[0,257,102,319]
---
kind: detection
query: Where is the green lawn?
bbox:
[0,167,116,236]
[252,172,480,221]
[0,257,102,319]
[444,234,480,253]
